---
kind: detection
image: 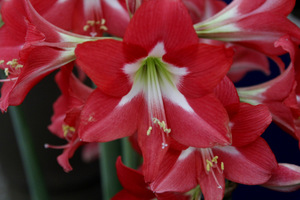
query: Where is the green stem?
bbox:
[121,137,140,169]
[99,140,122,200]
[9,106,49,200]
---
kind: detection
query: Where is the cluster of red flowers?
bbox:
[1,0,300,199]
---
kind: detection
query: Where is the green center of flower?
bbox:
[135,56,174,87]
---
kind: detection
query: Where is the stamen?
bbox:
[0,77,18,82]
[99,19,108,31]
[87,20,96,26]
[0,59,23,81]
[147,126,152,136]
[201,148,224,189]
[62,124,76,139]
[221,162,224,171]
[6,59,23,69]
[44,143,70,149]
[83,25,90,32]
[152,118,171,134]
[206,159,213,171]
[211,156,218,164]
[83,19,108,36]
[4,68,9,76]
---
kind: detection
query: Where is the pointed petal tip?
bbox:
[263,163,300,192]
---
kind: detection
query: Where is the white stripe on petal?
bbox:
[148,42,166,57]
[214,145,241,156]
[178,147,195,160]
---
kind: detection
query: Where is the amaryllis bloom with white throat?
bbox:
[75,0,233,182]
[0,0,99,112]
[30,0,130,37]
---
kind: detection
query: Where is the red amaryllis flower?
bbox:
[181,0,271,82]
[0,0,97,112]
[75,0,233,182]
[30,0,130,37]
[151,77,277,200]
[112,157,190,200]
[194,0,300,55]
[237,35,300,146]
[46,65,95,172]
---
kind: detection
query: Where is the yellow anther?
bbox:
[99,19,108,31]
[6,59,23,69]
[221,162,224,171]
[0,60,4,64]
[7,59,18,66]
[83,25,90,31]
[152,118,171,134]
[100,25,108,31]
[62,125,75,137]
[211,156,218,163]
[147,126,152,136]
[4,68,9,76]
[87,20,96,26]
[15,64,23,69]
[206,159,213,167]
[206,163,211,172]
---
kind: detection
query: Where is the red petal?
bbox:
[1,0,27,38]
[102,0,130,37]
[213,137,277,185]
[152,148,198,193]
[183,0,226,23]
[164,43,233,98]
[263,163,300,192]
[228,46,270,82]
[30,0,76,31]
[228,103,272,146]
[48,95,67,138]
[0,28,23,61]
[123,0,199,52]
[165,94,231,148]
[214,76,239,107]
[56,136,83,172]
[78,89,142,142]
[156,192,190,200]
[75,39,147,97]
[112,190,144,200]
[115,157,154,198]
[235,13,300,55]
[234,0,295,16]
